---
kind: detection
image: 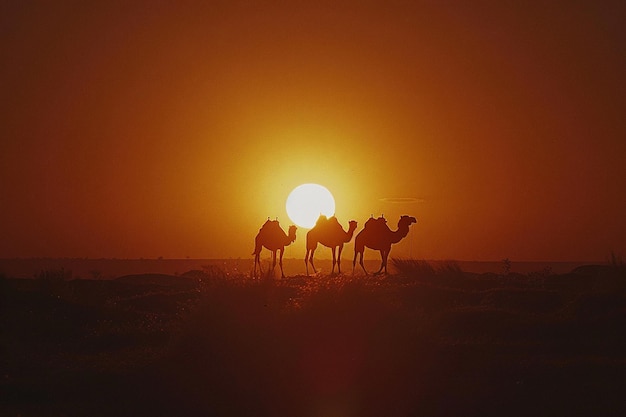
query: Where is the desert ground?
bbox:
[2,259,624,416]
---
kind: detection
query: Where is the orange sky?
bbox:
[1,1,625,261]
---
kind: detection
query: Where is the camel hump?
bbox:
[365,216,387,230]
[327,216,340,227]
[315,215,340,232]
[315,215,328,227]
[259,219,282,236]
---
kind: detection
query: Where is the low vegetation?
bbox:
[2,260,624,416]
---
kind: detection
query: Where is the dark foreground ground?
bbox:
[2,260,625,416]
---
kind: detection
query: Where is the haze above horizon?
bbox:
[1,1,625,261]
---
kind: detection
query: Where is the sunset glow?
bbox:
[0,2,624,261]
[286,184,336,229]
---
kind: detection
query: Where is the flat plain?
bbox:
[2,260,624,416]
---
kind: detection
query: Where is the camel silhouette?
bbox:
[305,215,358,275]
[353,215,417,275]
[253,219,297,278]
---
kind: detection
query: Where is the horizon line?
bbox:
[0,257,608,264]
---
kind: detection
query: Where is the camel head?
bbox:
[398,215,417,228]
[287,225,297,243]
[347,220,358,233]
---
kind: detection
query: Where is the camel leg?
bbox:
[304,249,310,276]
[306,241,318,275]
[331,247,337,274]
[278,248,285,278]
[337,245,344,274]
[309,247,318,274]
[376,249,390,274]
[353,249,367,275]
[383,250,389,275]
[360,251,368,275]
[305,248,317,275]
[375,250,385,275]
[382,249,390,274]
[254,253,259,277]
[356,250,368,275]
[271,250,277,276]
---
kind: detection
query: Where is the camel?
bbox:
[305,215,358,275]
[253,219,297,278]
[353,215,417,275]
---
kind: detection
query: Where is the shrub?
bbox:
[391,258,436,281]
[36,267,72,281]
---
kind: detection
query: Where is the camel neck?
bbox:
[391,225,410,244]
[345,225,357,241]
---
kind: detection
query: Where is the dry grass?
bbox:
[1,260,624,416]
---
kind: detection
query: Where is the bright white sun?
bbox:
[286,183,336,228]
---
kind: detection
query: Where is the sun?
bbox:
[286,183,336,228]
